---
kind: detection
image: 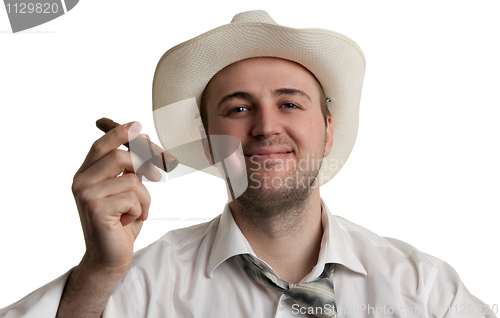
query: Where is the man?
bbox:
[0,10,495,318]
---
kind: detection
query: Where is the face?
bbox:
[203,57,333,200]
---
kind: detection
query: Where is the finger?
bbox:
[129,134,150,153]
[129,147,162,182]
[81,173,151,216]
[75,149,136,191]
[80,191,142,242]
[91,191,143,228]
[114,191,146,227]
[125,218,144,242]
[136,161,162,182]
[76,121,142,177]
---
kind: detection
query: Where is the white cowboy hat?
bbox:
[152,10,366,186]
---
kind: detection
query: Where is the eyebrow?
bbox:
[273,88,312,102]
[216,88,312,109]
[217,91,254,109]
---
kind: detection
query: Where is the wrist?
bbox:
[56,257,128,318]
[79,253,130,277]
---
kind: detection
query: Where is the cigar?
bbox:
[96,118,178,173]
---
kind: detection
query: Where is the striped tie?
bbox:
[234,254,338,318]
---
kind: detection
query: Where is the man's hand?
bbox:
[73,120,159,271]
[56,121,161,318]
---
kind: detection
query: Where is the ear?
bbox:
[323,115,334,158]
[199,124,215,165]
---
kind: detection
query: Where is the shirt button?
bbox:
[279,305,284,311]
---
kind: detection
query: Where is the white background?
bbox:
[1,0,499,310]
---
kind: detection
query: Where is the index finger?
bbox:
[75,121,142,177]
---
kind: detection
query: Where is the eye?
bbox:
[232,106,247,113]
[281,102,298,109]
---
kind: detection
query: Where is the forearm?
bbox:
[55,260,127,318]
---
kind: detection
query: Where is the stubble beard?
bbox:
[233,140,326,236]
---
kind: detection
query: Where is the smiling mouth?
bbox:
[244,151,293,157]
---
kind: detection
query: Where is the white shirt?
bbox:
[0,200,496,318]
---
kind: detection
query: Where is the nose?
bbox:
[251,103,284,138]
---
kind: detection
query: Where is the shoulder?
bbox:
[332,215,479,306]
[333,215,448,286]
[331,216,488,315]
[333,214,438,259]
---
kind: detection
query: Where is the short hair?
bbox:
[199,72,331,135]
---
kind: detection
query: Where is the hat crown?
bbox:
[231,10,277,24]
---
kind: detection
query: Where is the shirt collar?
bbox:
[207,204,254,277]
[207,198,367,277]
[321,200,367,276]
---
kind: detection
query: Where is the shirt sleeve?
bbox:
[427,259,497,318]
[102,296,119,318]
[0,269,73,318]
[100,266,143,318]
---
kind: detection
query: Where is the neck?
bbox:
[229,184,323,284]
